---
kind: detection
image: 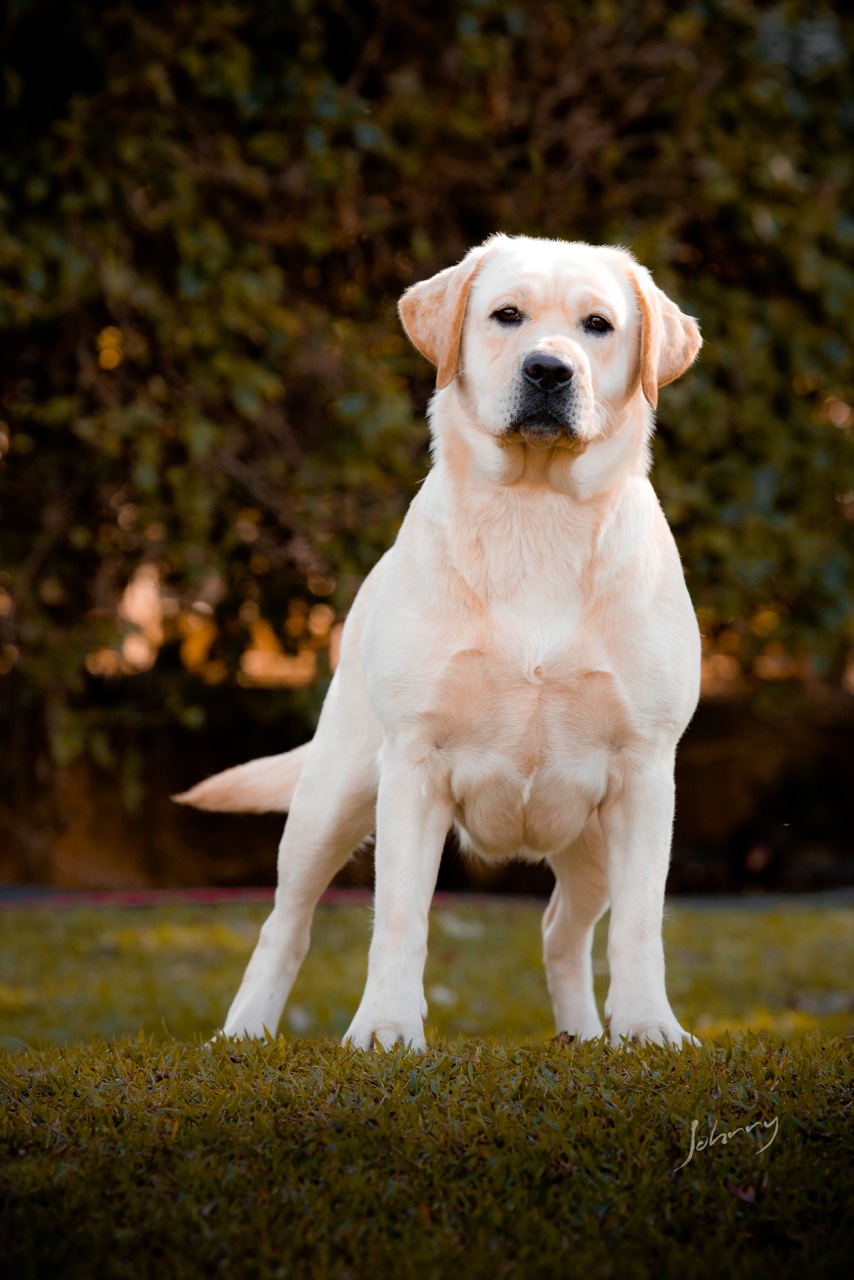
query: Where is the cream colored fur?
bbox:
[181,234,703,1050]
[174,744,309,813]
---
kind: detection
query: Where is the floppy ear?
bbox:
[398,245,489,390]
[629,266,702,409]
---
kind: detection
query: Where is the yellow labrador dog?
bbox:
[177,234,702,1049]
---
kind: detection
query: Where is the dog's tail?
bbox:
[172,742,311,813]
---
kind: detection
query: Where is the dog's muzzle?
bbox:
[506,353,580,441]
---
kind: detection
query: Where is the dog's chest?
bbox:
[430,616,633,858]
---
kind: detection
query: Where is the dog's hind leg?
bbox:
[543,816,609,1041]
[220,672,380,1040]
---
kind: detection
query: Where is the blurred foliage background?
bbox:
[1,0,852,888]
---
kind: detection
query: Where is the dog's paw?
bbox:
[220,1020,267,1040]
[342,1008,427,1053]
[553,1015,605,1042]
[606,1014,699,1048]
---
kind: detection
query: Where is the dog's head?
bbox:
[398,235,701,446]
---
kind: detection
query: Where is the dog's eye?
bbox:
[492,306,524,326]
[584,314,613,334]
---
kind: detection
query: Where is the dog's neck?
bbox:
[420,387,657,601]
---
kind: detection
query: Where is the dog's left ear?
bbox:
[629,266,702,409]
[398,244,489,390]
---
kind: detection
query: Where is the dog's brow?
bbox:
[486,264,532,298]
[578,291,614,314]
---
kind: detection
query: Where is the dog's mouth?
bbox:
[505,394,583,446]
[506,417,577,446]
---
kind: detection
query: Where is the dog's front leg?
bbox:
[600,758,697,1047]
[543,819,609,1041]
[344,753,452,1052]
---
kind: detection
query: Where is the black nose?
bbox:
[522,353,574,393]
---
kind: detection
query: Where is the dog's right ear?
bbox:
[398,244,491,390]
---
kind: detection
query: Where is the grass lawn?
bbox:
[1,895,852,1278]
